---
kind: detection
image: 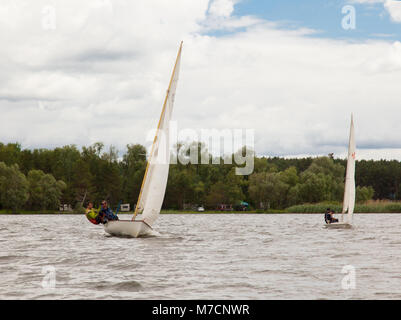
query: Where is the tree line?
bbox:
[0,141,399,212]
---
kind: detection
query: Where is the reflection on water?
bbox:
[1,214,401,299]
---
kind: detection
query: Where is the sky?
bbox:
[0,0,401,160]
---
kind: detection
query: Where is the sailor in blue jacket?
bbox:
[324,208,338,224]
[98,200,119,223]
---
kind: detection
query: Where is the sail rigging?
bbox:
[132,42,183,226]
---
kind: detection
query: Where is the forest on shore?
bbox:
[1,141,401,213]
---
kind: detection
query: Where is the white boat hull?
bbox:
[324,222,352,229]
[104,220,154,238]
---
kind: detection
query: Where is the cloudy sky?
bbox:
[1,0,401,160]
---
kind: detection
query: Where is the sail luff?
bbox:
[342,114,356,223]
[132,42,183,222]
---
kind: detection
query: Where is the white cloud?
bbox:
[203,0,261,31]
[384,0,401,22]
[0,1,401,161]
[350,0,401,23]
[208,0,235,18]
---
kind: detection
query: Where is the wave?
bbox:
[93,280,143,292]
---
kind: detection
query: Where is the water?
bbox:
[1,213,401,299]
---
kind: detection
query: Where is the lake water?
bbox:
[1,213,401,300]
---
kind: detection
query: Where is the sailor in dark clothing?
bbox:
[324,208,331,224]
[324,208,338,224]
[98,200,119,224]
[330,210,339,223]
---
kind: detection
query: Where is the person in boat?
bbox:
[324,208,331,224]
[330,209,339,223]
[85,202,102,225]
[324,208,338,224]
[98,200,119,223]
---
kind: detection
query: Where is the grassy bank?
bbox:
[286,201,401,213]
[160,209,286,214]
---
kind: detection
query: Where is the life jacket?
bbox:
[85,208,100,225]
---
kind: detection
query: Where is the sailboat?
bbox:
[104,42,183,237]
[326,114,356,229]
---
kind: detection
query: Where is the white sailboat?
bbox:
[104,42,183,237]
[326,114,356,229]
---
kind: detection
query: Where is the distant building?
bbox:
[120,203,130,212]
[217,204,233,211]
[183,203,194,210]
[59,204,72,211]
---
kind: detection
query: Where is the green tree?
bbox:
[121,144,147,205]
[295,157,345,203]
[356,186,375,203]
[0,162,29,212]
[164,166,194,209]
[27,170,45,210]
[102,145,119,163]
[27,169,66,210]
[297,171,343,203]
[192,180,206,205]
[305,157,344,180]
[95,160,122,207]
[248,171,288,209]
[40,174,67,210]
[0,143,21,166]
[71,159,94,206]
[205,168,244,208]
[279,166,299,187]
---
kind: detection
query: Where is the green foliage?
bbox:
[121,144,147,208]
[165,166,194,209]
[27,170,45,209]
[356,186,375,203]
[0,162,29,212]
[249,157,350,209]
[73,203,86,215]
[0,141,393,212]
[248,171,288,209]
[205,168,245,208]
[355,159,401,199]
[0,143,21,166]
[382,203,401,213]
[286,203,343,213]
[286,201,401,213]
[27,170,66,210]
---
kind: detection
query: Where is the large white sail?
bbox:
[342,114,356,223]
[134,42,182,226]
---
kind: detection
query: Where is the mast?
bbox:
[132,42,183,221]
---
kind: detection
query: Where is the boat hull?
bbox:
[324,222,352,229]
[104,220,153,237]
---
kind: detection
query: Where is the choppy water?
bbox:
[1,213,401,299]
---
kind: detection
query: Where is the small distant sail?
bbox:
[133,42,183,226]
[342,114,356,223]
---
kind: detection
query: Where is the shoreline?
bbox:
[1,211,400,215]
